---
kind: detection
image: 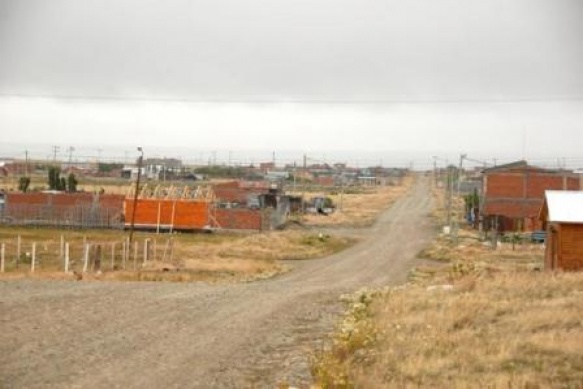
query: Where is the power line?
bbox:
[2,92,583,105]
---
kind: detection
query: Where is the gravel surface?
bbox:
[0,177,434,388]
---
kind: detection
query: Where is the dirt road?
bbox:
[0,176,434,388]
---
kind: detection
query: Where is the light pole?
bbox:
[129,147,143,245]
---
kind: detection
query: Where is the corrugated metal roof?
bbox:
[544,190,583,223]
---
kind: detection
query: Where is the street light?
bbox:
[128,147,143,245]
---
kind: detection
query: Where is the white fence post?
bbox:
[1,243,5,273]
[31,242,36,272]
[82,243,90,273]
[122,241,126,269]
[64,243,70,273]
[60,234,65,262]
[143,239,150,264]
[133,241,138,270]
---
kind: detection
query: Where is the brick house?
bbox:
[540,191,583,271]
[482,160,581,232]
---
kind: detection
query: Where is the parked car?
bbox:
[530,230,546,243]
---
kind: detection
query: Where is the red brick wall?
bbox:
[486,173,578,199]
[213,208,263,230]
[484,171,580,232]
[486,174,525,198]
[315,176,335,187]
[483,200,542,219]
[7,192,124,208]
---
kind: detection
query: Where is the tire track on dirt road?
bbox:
[0,175,434,388]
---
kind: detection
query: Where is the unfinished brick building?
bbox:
[482,160,581,232]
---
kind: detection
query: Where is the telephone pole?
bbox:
[67,147,75,170]
[24,150,29,177]
[453,154,467,242]
[52,146,60,163]
[129,147,144,246]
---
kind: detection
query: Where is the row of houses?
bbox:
[0,179,303,232]
[453,160,583,271]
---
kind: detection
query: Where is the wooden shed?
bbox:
[539,190,583,271]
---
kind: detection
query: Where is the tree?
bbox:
[48,166,61,190]
[18,177,31,192]
[464,188,480,225]
[48,167,74,191]
[67,173,78,192]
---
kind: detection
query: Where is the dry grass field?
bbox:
[313,271,583,389]
[0,227,354,282]
[301,176,414,228]
[311,185,583,389]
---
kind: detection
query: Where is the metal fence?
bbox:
[1,204,124,229]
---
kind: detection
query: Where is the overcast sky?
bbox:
[1,0,582,165]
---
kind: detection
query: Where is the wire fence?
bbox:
[1,204,123,229]
[0,235,175,274]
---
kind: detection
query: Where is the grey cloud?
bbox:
[1,0,582,100]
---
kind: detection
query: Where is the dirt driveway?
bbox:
[0,176,434,388]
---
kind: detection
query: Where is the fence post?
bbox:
[16,235,21,269]
[82,243,90,273]
[144,239,150,264]
[31,242,36,272]
[94,245,102,272]
[1,243,5,273]
[64,242,70,273]
[111,243,116,270]
[60,234,65,262]
[133,241,138,270]
[122,241,126,270]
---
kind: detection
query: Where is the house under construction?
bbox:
[124,184,215,231]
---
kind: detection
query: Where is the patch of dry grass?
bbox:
[311,185,581,388]
[367,272,582,388]
[0,227,353,282]
[312,272,583,389]
[301,176,414,228]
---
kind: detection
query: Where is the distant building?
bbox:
[143,158,182,180]
[259,162,275,172]
[482,160,581,232]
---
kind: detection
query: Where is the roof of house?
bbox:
[541,190,583,223]
[483,160,528,172]
[483,160,571,175]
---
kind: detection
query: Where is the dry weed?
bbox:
[302,176,414,228]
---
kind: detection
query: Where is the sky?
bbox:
[0,0,582,168]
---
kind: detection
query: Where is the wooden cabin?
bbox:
[539,191,583,271]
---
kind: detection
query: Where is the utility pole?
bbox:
[67,147,75,170]
[454,154,467,242]
[446,165,452,230]
[129,147,144,246]
[52,146,60,163]
[432,156,437,187]
[24,150,29,177]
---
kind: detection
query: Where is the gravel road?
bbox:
[0,176,434,388]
